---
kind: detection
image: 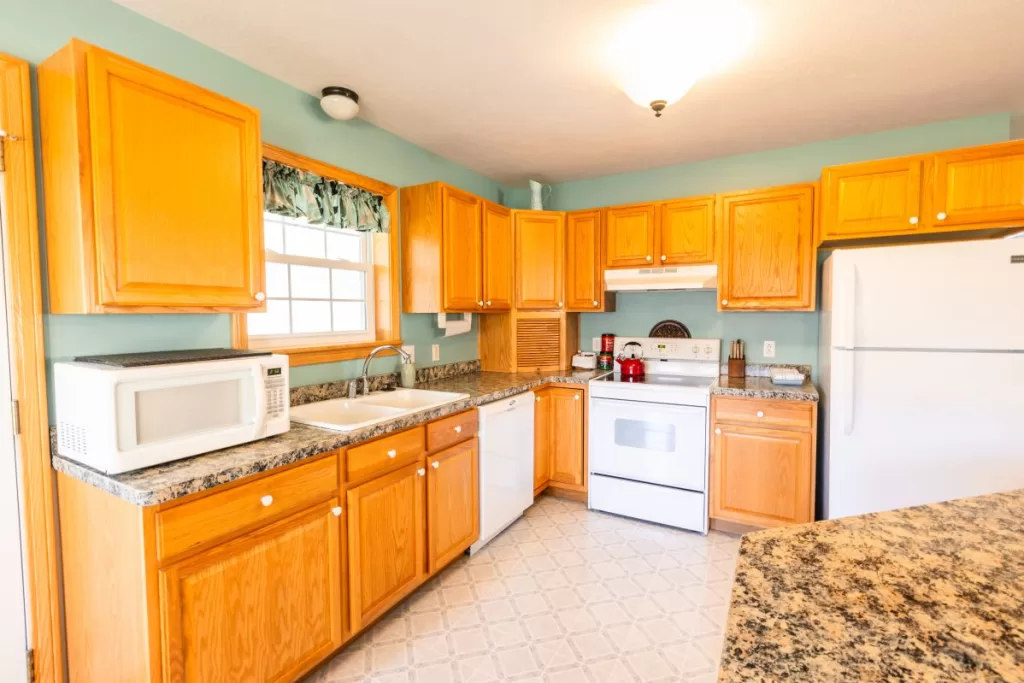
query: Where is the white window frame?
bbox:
[248,214,376,350]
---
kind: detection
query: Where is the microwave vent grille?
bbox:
[58,423,87,456]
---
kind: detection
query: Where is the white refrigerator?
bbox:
[820,238,1024,519]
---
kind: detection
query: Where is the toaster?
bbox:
[571,351,597,370]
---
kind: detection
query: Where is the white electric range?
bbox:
[588,337,720,534]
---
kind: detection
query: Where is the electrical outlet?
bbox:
[431,344,440,362]
[591,337,601,352]
[763,341,776,358]
[401,345,415,364]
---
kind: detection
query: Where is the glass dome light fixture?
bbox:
[320,86,360,121]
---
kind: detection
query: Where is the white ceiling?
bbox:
[115,0,1024,185]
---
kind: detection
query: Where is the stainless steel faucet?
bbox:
[349,345,412,398]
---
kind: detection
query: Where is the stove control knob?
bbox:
[704,345,712,356]
[691,344,699,354]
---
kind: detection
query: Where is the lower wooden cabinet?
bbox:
[346,460,427,633]
[534,385,586,495]
[710,396,817,528]
[159,501,343,683]
[427,438,480,573]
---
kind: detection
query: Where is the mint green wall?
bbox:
[558,114,1012,374]
[3,0,499,413]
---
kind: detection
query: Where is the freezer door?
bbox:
[831,239,1024,351]
[824,348,1024,519]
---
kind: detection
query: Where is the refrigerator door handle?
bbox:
[837,262,857,350]
[842,351,856,436]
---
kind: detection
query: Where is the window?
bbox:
[247,212,375,348]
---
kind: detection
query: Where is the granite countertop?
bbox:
[719,490,1024,682]
[51,369,603,506]
[710,375,819,402]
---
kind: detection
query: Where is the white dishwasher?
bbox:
[469,392,535,554]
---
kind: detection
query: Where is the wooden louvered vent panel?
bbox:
[516,317,562,370]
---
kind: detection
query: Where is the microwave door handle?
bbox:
[253,366,268,435]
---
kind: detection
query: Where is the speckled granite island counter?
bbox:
[719,490,1024,682]
[51,368,603,506]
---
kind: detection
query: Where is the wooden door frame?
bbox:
[0,54,63,683]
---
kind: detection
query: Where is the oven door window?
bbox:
[590,397,706,492]
[116,370,257,450]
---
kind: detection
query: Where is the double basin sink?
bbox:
[289,388,471,432]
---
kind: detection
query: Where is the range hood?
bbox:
[604,264,717,292]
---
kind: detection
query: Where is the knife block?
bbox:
[728,358,746,378]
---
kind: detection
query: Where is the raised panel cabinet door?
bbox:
[717,184,816,311]
[515,211,565,310]
[482,201,513,310]
[427,439,480,573]
[548,387,585,488]
[605,204,657,268]
[85,46,264,309]
[533,389,552,491]
[565,210,604,311]
[658,197,716,265]
[442,186,483,311]
[926,140,1024,229]
[711,423,813,527]
[159,501,343,683]
[346,461,427,633]
[820,157,924,241]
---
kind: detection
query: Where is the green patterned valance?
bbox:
[262,158,390,233]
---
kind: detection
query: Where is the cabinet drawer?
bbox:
[713,397,814,430]
[427,410,478,453]
[155,455,339,561]
[347,427,425,484]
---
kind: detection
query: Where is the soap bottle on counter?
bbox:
[401,355,416,389]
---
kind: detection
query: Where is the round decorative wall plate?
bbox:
[648,320,691,338]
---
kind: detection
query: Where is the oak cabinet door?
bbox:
[820,158,924,241]
[86,47,264,309]
[346,461,427,632]
[533,389,552,490]
[159,502,343,683]
[565,210,604,311]
[548,387,585,489]
[717,184,816,311]
[482,202,513,310]
[515,211,565,310]
[926,141,1024,230]
[605,204,657,268]
[442,186,483,311]
[711,423,813,527]
[427,439,480,573]
[658,197,715,265]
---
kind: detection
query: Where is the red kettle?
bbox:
[616,341,645,378]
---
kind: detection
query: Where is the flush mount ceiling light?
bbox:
[608,0,754,117]
[320,86,360,121]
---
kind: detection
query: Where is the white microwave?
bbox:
[55,353,290,474]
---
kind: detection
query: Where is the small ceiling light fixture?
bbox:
[608,0,754,118]
[319,86,360,121]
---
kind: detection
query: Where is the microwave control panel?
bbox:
[266,367,287,418]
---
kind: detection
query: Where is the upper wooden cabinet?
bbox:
[605,203,657,267]
[481,202,513,310]
[441,186,484,311]
[514,210,566,310]
[925,140,1024,230]
[565,210,611,312]
[717,184,817,312]
[38,40,264,313]
[820,158,924,241]
[658,196,716,265]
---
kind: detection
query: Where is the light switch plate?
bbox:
[592,337,601,352]
[763,341,776,358]
[431,344,440,362]
[401,345,415,364]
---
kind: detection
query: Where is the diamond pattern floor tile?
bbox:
[305,496,736,682]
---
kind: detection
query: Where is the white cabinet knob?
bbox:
[536,396,541,402]
[260,495,273,507]
[660,255,667,262]
[756,411,765,418]
[574,394,580,401]
[255,292,266,301]
[477,300,484,306]
[431,461,440,469]
[486,300,492,306]
[909,216,919,225]
[645,255,653,262]
[387,449,397,458]
[721,299,729,306]
[558,302,563,308]
[332,506,342,516]
[454,425,462,433]
[936,212,947,221]
[592,300,599,307]
[417,468,426,477]
[714,428,721,435]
